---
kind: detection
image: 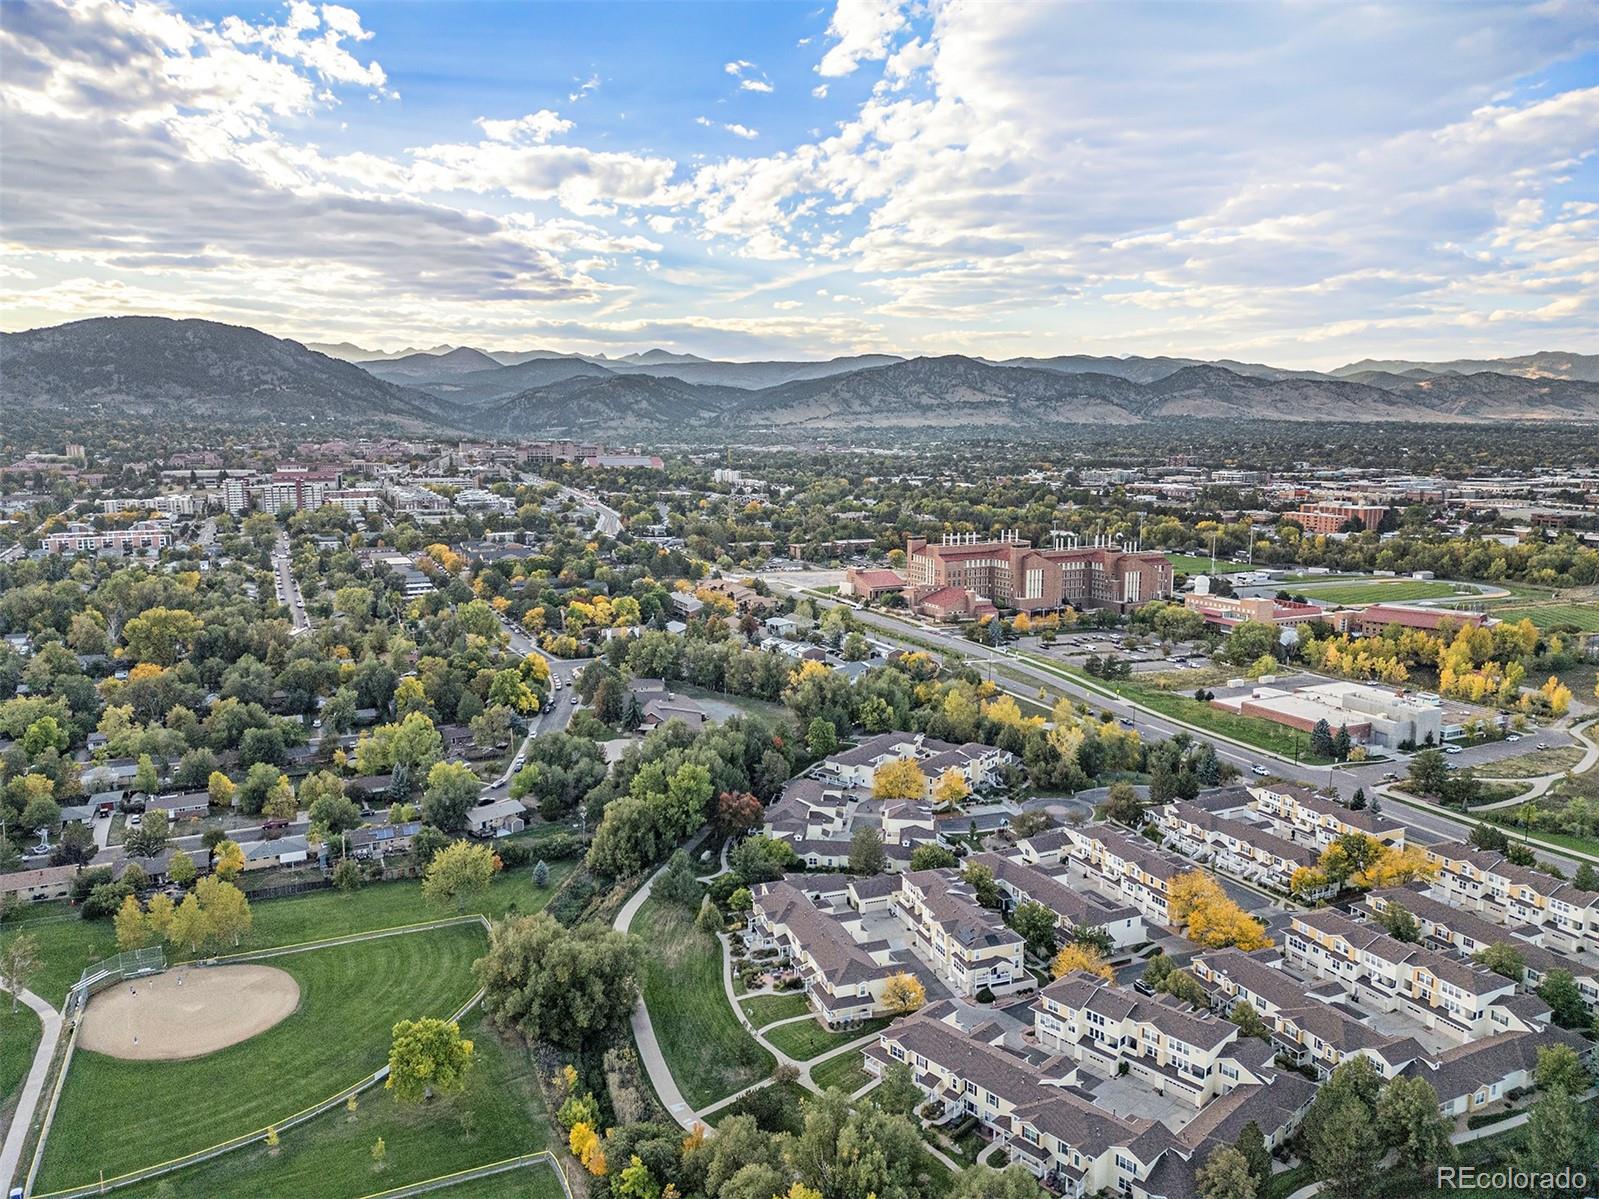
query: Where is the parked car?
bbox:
[1536,742,1549,750]
[127,813,142,829]
[1443,745,1462,755]
[1505,734,1521,743]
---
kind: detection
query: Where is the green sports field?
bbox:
[112,1012,553,1199]
[36,921,487,1193]
[1292,579,1465,604]
[1487,603,1599,632]
[1166,554,1245,576]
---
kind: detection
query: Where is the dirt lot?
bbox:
[78,964,300,1061]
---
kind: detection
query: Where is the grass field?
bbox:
[0,999,42,1118]
[1293,579,1464,604]
[37,921,488,1193]
[740,992,813,1028]
[633,898,774,1110]
[378,1168,567,1199]
[764,1018,890,1062]
[1165,554,1244,576]
[1488,603,1599,632]
[1472,745,1585,779]
[3,860,573,1007]
[810,1050,872,1094]
[113,1012,552,1199]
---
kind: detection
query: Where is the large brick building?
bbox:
[904,534,1171,616]
[1295,501,1389,535]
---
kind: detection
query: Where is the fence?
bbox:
[353,1151,573,1199]
[68,947,166,1016]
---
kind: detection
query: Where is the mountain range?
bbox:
[5,316,1597,437]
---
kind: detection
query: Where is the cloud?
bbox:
[476,110,573,144]
[567,73,600,102]
[740,78,774,93]
[695,116,759,140]
[724,59,755,75]
[817,0,905,77]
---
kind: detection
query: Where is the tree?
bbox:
[932,767,970,810]
[882,971,926,1015]
[1196,1145,1256,1199]
[805,718,838,757]
[1229,999,1270,1040]
[1169,871,1271,950]
[1407,748,1449,796]
[1103,781,1143,826]
[49,821,96,867]
[421,761,480,834]
[872,1060,923,1117]
[1009,900,1059,959]
[716,790,762,836]
[1574,862,1599,892]
[114,894,150,950]
[207,770,236,810]
[1520,1085,1593,1186]
[962,861,1002,908]
[167,892,209,954]
[333,857,362,892]
[789,1088,925,1199]
[1304,1095,1381,1199]
[909,844,957,871]
[196,876,253,947]
[422,839,497,912]
[1376,901,1420,943]
[211,838,245,881]
[1234,1122,1270,1193]
[302,771,359,834]
[653,850,702,908]
[871,756,925,800]
[695,894,725,933]
[1534,1044,1590,1095]
[1051,943,1113,982]
[0,933,41,1012]
[1538,968,1587,1027]
[1374,1075,1452,1174]
[386,1017,474,1103]
[949,1164,1046,1199]
[847,825,887,875]
[1472,941,1526,982]
[474,914,641,1050]
[1308,718,1334,761]
[533,860,550,888]
[124,808,171,859]
[145,891,175,941]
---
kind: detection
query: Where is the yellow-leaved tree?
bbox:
[932,768,970,810]
[872,756,927,800]
[882,972,927,1015]
[1051,943,1114,982]
[1169,871,1271,951]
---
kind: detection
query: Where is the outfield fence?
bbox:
[353,1151,573,1199]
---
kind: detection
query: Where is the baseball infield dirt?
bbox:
[78,964,301,1061]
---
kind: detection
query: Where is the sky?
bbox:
[1,0,1596,367]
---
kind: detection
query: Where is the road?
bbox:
[477,616,591,800]
[558,484,623,538]
[764,576,1593,875]
[272,532,311,636]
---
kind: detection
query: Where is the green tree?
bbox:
[847,825,886,875]
[1538,968,1587,1027]
[421,839,497,912]
[1234,1122,1271,1192]
[1008,900,1059,959]
[1229,999,1270,1040]
[0,933,41,1012]
[386,1017,474,1103]
[948,1164,1045,1199]
[1471,941,1526,982]
[473,914,641,1050]
[124,808,170,858]
[653,849,702,908]
[806,717,838,757]
[1374,1075,1452,1174]
[1196,1145,1256,1199]
[1520,1085,1593,1189]
[421,760,480,833]
[167,849,197,888]
[1376,901,1420,943]
[908,844,957,871]
[1534,1044,1590,1095]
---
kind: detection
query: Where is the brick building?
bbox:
[904,534,1171,616]
[1294,501,1389,535]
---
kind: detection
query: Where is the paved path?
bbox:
[1468,718,1598,810]
[612,857,699,1129]
[0,986,63,1196]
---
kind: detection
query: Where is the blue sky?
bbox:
[1,0,1595,366]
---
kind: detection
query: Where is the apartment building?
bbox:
[99,494,200,517]
[1284,909,1520,1041]
[964,851,1146,949]
[1362,886,1599,1010]
[1421,841,1599,956]
[747,877,909,1026]
[904,533,1172,616]
[1247,782,1406,849]
[1152,797,1325,895]
[894,869,1029,998]
[761,777,937,872]
[1062,823,1192,925]
[43,521,172,555]
[1295,501,1389,535]
[821,731,1015,797]
[865,1002,1313,1198]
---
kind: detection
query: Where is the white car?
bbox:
[1443,746,1462,755]
[570,696,579,705]
[512,755,526,770]
[1505,734,1521,743]
[1251,765,1270,777]
[127,813,143,829]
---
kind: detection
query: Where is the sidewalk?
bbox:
[613,857,699,1130]
[0,986,64,1196]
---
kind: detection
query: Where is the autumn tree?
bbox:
[386,1017,474,1103]
[422,839,498,912]
[871,756,926,800]
[882,972,926,1015]
[1051,943,1113,982]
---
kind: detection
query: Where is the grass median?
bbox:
[0,999,42,1118]
[36,920,487,1194]
[634,898,774,1110]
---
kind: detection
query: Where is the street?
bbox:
[272,532,311,636]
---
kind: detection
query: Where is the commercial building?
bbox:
[1356,603,1492,633]
[1182,592,1352,630]
[904,533,1172,616]
[1214,680,1453,749]
[841,566,908,600]
[1294,501,1389,535]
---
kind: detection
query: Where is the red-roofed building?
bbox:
[843,567,907,600]
[1357,603,1491,633]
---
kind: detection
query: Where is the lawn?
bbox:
[674,682,792,725]
[1166,554,1245,576]
[4,860,573,1007]
[377,1168,567,1199]
[112,1011,552,1199]
[1292,579,1465,604]
[0,999,42,1118]
[633,898,774,1110]
[810,1050,872,1095]
[740,992,813,1028]
[764,1018,890,1062]
[36,921,488,1192]
[1489,602,1599,632]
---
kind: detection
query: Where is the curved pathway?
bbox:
[0,985,63,1196]
[1468,718,1598,811]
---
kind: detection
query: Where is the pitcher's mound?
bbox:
[79,965,301,1061]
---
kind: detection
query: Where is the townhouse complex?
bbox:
[1424,840,1599,956]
